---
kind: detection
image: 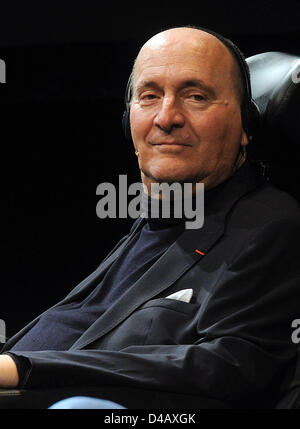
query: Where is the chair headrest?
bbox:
[246,52,300,157]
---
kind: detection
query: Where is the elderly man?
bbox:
[1,26,300,409]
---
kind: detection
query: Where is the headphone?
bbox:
[122,26,261,142]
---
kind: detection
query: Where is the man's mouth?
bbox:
[151,143,191,153]
[151,141,191,147]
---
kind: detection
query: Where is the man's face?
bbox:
[129,28,248,191]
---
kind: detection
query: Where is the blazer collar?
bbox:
[70,160,266,350]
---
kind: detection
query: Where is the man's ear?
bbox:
[241,129,250,147]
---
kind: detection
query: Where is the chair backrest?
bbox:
[247,51,300,408]
[247,51,300,199]
[275,349,300,409]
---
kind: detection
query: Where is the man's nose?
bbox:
[153,97,185,133]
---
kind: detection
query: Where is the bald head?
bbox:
[130,27,245,106]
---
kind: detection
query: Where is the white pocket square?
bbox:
[165,289,193,303]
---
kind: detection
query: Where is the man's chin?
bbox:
[142,168,202,185]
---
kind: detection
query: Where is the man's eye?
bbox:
[141,93,158,100]
[189,94,205,101]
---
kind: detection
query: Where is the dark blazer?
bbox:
[2,161,300,409]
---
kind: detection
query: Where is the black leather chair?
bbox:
[247,51,300,195]
[247,51,300,408]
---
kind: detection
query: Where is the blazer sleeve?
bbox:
[4,218,300,405]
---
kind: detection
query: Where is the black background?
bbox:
[0,0,300,339]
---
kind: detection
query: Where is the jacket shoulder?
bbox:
[228,182,300,231]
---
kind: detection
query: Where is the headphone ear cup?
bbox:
[122,110,132,141]
[122,72,133,141]
[251,99,261,133]
[241,99,261,139]
[247,100,261,138]
[240,101,249,136]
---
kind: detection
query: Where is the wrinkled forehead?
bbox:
[133,30,234,91]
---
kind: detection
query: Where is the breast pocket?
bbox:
[136,298,200,346]
[96,298,200,351]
